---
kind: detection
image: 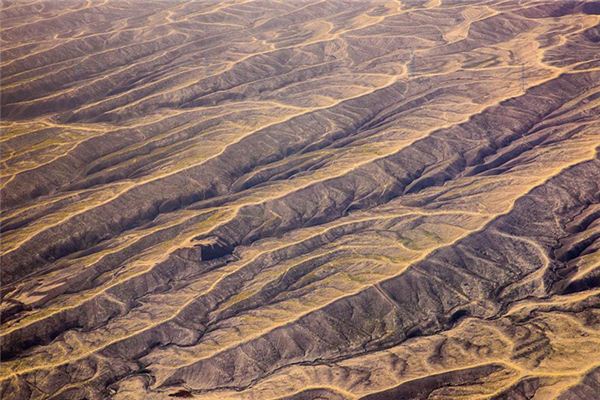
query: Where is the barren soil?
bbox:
[1,1,600,399]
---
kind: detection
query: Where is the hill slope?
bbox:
[1,1,599,399]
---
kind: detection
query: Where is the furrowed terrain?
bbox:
[1,0,600,399]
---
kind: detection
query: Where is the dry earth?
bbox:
[1,0,600,399]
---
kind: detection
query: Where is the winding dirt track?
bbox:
[1,1,600,399]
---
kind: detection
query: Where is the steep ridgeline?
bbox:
[1,1,599,399]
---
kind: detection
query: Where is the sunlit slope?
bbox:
[1,0,599,399]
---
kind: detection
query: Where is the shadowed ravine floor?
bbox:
[1,0,600,399]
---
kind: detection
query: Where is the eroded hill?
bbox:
[1,0,599,399]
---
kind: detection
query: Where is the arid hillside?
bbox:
[1,0,599,399]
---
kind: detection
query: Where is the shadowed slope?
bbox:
[1,1,599,399]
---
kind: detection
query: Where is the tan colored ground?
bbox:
[1,1,599,399]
